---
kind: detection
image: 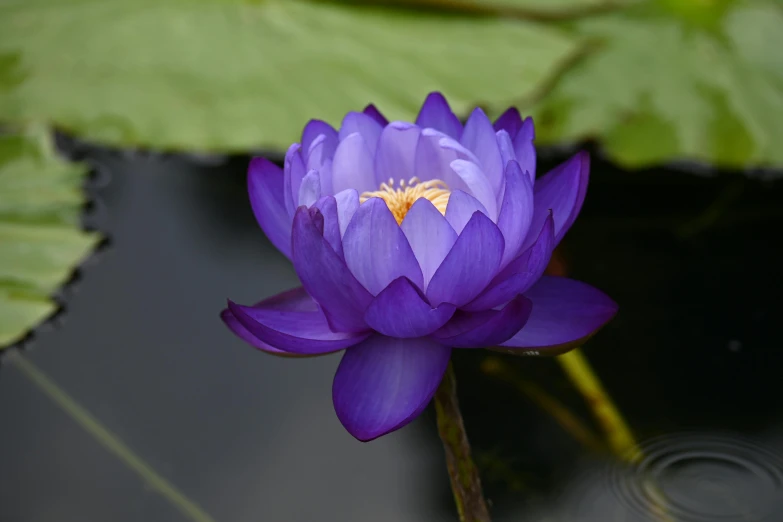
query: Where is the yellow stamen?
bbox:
[359,177,451,225]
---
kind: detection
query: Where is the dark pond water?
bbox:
[1,138,781,522]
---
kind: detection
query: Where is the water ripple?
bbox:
[610,433,783,522]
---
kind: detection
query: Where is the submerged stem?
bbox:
[434,363,491,522]
[481,356,605,454]
[557,348,639,461]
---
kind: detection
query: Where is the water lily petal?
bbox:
[524,151,589,251]
[306,134,331,172]
[331,132,377,195]
[298,170,321,208]
[514,117,536,183]
[498,276,618,354]
[228,294,369,355]
[364,277,456,338]
[444,189,489,235]
[401,198,458,288]
[450,159,498,220]
[333,188,360,238]
[415,92,463,139]
[431,295,532,348]
[292,207,373,332]
[363,103,389,127]
[497,160,534,268]
[318,158,334,197]
[338,112,384,156]
[414,131,470,194]
[463,212,554,311]
[248,157,293,260]
[283,143,306,216]
[427,211,504,307]
[417,130,493,199]
[220,287,319,357]
[343,198,424,295]
[314,195,344,259]
[333,335,451,441]
[461,108,503,197]
[301,120,338,164]
[496,130,516,170]
[493,107,523,137]
[437,133,481,165]
[374,122,421,186]
[494,130,515,205]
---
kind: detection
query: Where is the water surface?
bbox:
[1,142,781,522]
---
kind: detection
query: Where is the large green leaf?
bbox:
[468,0,630,12]
[527,0,783,169]
[0,126,99,348]
[356,0,633,16]
[0,0,581,152]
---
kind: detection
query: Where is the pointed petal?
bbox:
[343,198,423,295]
[436,132,481,165]
[228,294,369,355]
[494,130,515,205]
[444,189,489,235]
[331,132,377,195]
[222,287,324,356]
[363,103,389,127]
[414,131,470,194]
[427,211,504,307]
[222,306,314,357]
[461,108,503,197]
[374,122,421,186]
[333,188,360,238]
[401,198,458,288]
[333,335,451,441]
[248,157,293,260]
[314,195,344,259]
[450,159,498,220]
[464,212,554,311]
[525,152,588,250]
[497,160,534,268]
[498,276,617,354]
[318,158,334,196]
[298,170,321,208]
[496,130,516,170]
[493,107,523,137]
[431,295,532,348]
[301,120,338,161]
[305,133,333,172]
[415,92,463,139]
[292,207,373,332]
[416,129,492,199]
[364,277,455,338]
[513,117,536,184]
[338,112,384,156]
[283,144,306,216]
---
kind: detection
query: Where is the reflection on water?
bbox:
[0,138,782,522]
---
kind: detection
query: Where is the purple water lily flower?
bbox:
[221,93,617,442]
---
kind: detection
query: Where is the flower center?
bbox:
[359,177,451,225]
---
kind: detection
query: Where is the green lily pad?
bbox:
[370,0,632,16]
[0,126,100,348]
[0,0,581,152]
[528,0,783,169]
[479,0,631,13]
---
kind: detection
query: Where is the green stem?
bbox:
[9,353,216,522]
[434,363,491,522]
